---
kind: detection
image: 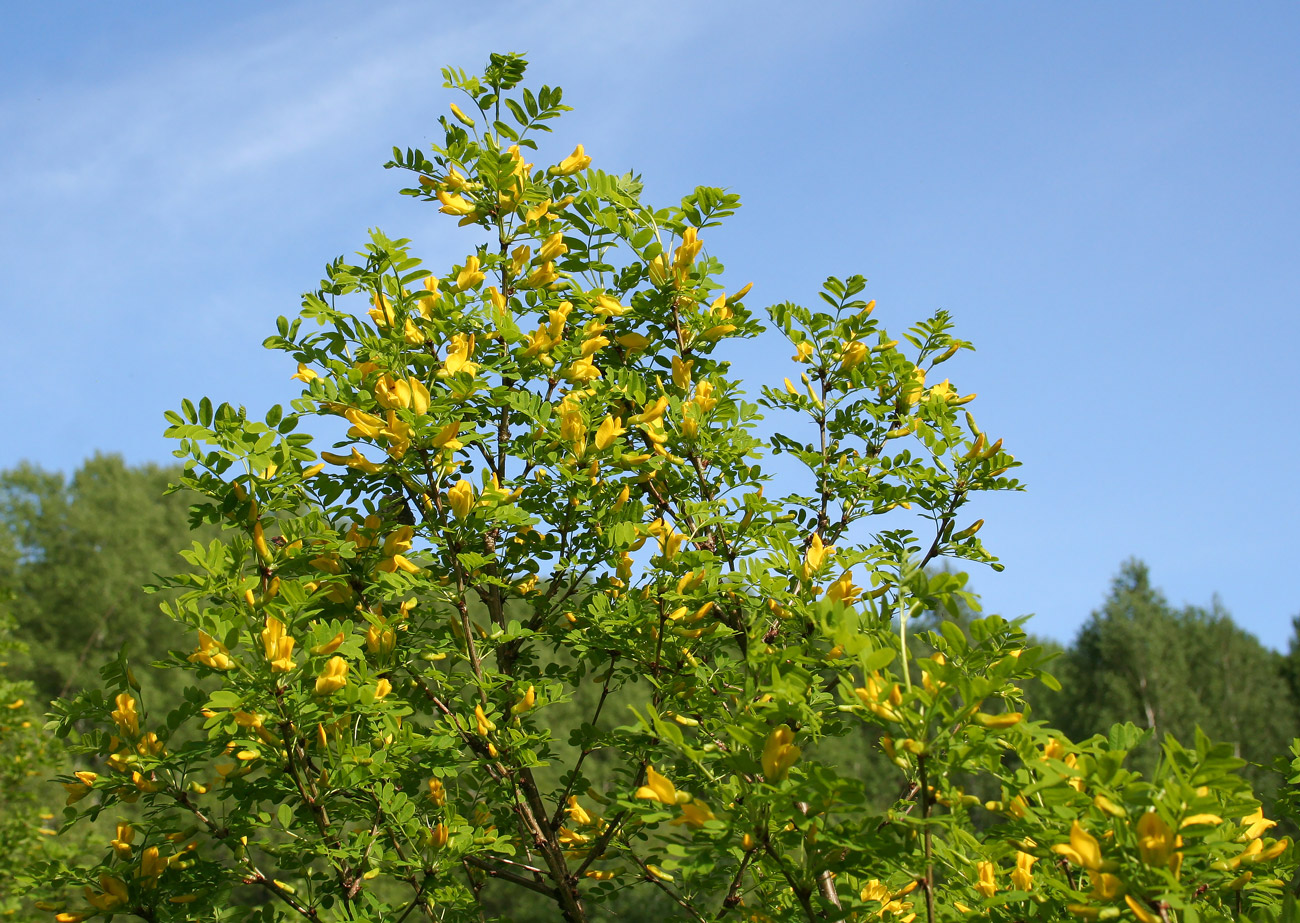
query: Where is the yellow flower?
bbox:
[139,845,166,880]
[368,293,395,327]
[475,703,496,736]
[561,796,597,829]
[972,711,1023,729]
[314,656,349,695]
[524,260,558,289]
[525,199,552,223]
[617,333,649,355]
[761,725,801,782]
[290,362,318,383]
[592,293,628,316]
[439,333,479,378]
[431,420,463,452]
[537,231,567,262]
[455,256,485,291]
[111,693,139,737]
[928,379,955,402]
[839,341,868,370]
[511,685,536,715]
[427,777,446,806]
[854,673,903,722]
[374,678,393,700]
[437,190,478,216]
[563,356,601,383]
[418,275,442,318]
[310,631,345,656]
[671,800,716,829]
[560,411,588,459]
[673,227,702,272]
[85,875,129,911]
[801,533,827,580]
[1124,895,1160,923]
[447,480,474,520]
[593,415,625,451]
[365,621,396,656]
[402,318,425,345]
[692,380,718,412]
[374,375,412,410]
[63,771,98,805]
[859,879,915,917]
[110,822,135,859]
[1052,821,1104,871]
[261,616,296,672]
[1241,806,1277,840]
[448,102,475,127]
[552,144,592,176]
[823,570,861,604]
[1136,811,1175,868]
[671,356,694,390]
[320,448,384,474]
[1010,851,1036,891]
[1090,872,1124,900]
[635,765,679,804]
[898,366,926,409]
[974,859,997,898]
[188,630,234,670]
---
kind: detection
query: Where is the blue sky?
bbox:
[3,2,1298,649]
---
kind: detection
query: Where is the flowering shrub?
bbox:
[42,53,1294,923]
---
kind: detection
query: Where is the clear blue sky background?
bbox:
[3,2,1298,649]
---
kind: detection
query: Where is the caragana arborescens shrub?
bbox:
[44,53,1294,923]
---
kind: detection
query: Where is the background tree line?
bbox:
[2,455,1297,918]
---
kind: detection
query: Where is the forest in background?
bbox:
[3,454,1298,918]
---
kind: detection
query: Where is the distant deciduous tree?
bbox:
[1048,559,1297,791]
[0,453,208,705]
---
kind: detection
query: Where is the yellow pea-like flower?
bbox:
[671,356,694,390]
[455,256,485,291]
[552,144,592,175]
[537,231,567,262]
[314,656,349,695]
[1010,851,1037,891]
[439,333,479,378]
[475,703,496,736]
[111,826,135,863]
[802,533,827,580]
[436,190,477,216]
[1136,811,1176,867]
[449,103,475,127]
[1051,820,1104,871]
[447,480,474,519]
[418,275,441,318]
[260,616,296,673]
[111,694,139,737]
[594,415,624,451]
[761,725,801,782]
[403,318,426,346]
[427,777,446,806]
[511,685,536,715]
[635,765,679,804]
[525,261,558,289]
[671,800,716,829]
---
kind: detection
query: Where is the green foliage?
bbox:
[1045,560,1298,797]
[36,55,1297,923]
[0,453,212,706]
